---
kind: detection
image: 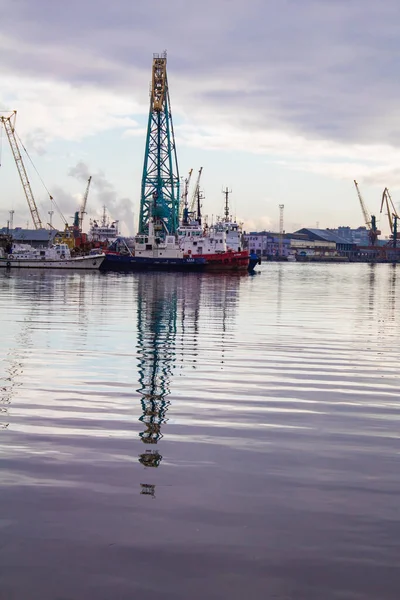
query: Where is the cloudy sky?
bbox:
[0,0,399,236]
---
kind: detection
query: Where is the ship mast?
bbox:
[222,187,232,222]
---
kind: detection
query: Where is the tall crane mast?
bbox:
[0,111,43,229]
[79,176,92,229]
[353,180,380,245]
[139,52,180,236]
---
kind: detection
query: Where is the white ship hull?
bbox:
[0,254,105,270]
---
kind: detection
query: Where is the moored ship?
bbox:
[101,218,206,272]
[177,220,250,271]
[87,206,120,246]
[177,177,254,271]
[0,242,105,270]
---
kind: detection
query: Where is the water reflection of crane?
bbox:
[135,272,243,497]
[136,273,178,470]
[135,272,207,501]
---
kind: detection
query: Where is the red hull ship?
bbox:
[178,221,250,271]
[184,248,250,271]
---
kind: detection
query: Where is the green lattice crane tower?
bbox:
[139,53,180,236]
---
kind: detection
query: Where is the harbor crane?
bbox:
[189,167,203,215]
[139,52,180,236]
[79,176,92,230]
[380,187,400,246]
[0,110,70,235]
[180,168,193,224]
[353,180,380,245]
[0,111,44,229]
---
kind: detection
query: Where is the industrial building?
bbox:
[243,231,291,258]
[0,228,59,248]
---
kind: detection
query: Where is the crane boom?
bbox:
[189,167,203,214]
[354,179,371,228]
[380,187,400,237]
[380,188,393,234]
[79,176,92,229]
[353,179,380,245]
[0,111,43,229]
[180,168,193,222]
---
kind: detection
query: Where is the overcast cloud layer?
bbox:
[1,0,400,230]
[2,0,400,143]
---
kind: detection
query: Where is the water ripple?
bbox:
[1,265,400,599]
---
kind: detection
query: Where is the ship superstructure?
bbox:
[88,206,119,244]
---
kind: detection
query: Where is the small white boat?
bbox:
[0,242,105,270]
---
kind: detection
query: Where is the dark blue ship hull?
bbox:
[101,253,206,272]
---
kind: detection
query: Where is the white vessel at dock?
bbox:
[0,243,105,270]
[214,188,245,252]
[87,207,119,244]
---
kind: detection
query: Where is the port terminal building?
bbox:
[0,228,59,248]
[243,228,358,260]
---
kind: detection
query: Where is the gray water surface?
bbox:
[0,264,399,599]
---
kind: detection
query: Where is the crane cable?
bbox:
[14,130,67,225]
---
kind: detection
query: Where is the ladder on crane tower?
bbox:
[0,111,43,230]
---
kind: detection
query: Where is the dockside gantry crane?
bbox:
[353,180,380,245]
[0,111,44,229]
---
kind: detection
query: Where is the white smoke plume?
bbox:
[68,161,134,234]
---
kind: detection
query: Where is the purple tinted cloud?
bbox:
[2,0,400,145]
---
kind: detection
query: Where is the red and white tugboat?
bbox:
[177,183,250,271]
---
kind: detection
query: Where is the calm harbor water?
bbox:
[0,263,399,600]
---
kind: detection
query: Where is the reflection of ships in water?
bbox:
[0,272,94,431]
[200,274,243,365]
[135,273,244,495]
[136,273,243,472]
[0,275,46,429]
